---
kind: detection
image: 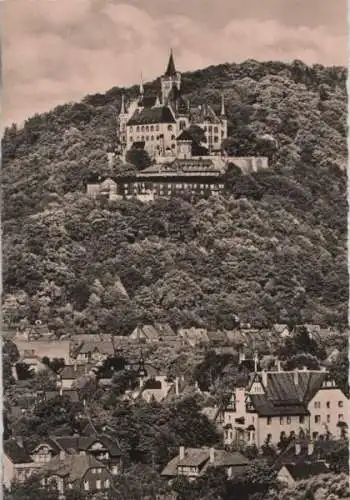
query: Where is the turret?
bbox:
[161,49,181,104]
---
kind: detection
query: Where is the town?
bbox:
[3,318,349,498]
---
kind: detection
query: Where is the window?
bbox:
[84,480,89,491]
[267,417,271,425]
[299,416,305,424]
[312,432,318,439]
[96,480,101,490]
[156,125,159,131]
[327,415,331,423]
[280,417,284,425]
[214,126,218,133]
[130,136,133,142]
[326,402,330,408]
[141,126,145,132]
[314,401,320,409]
[136,126,140,132]
[112,465,118,475]
[338,401,344,408]
[151,136,154,141]
[105,479,110,488]
[315,415,321,423]
[287,416,291,424]
[214,136,219,142]
[146,136,149,141]
[171,135,175,140]
[150,125,154,131]
[92,468,96,474]
[146,126,149,132]
[338,414,344,421]
[168,125,173,131]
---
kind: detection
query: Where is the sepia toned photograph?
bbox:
[1,0,349,499]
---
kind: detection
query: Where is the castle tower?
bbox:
[161,49,181,104]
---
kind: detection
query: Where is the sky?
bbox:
[2,0,347,126]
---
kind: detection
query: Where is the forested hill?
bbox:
[2,59,348,335]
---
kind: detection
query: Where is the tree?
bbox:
[4,476,59,500]
[125,148,151,171]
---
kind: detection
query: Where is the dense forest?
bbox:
[2,59,348,336]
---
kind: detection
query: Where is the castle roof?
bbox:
[127,106,176,126]
[164,49,177,76]
[190,104,222,125]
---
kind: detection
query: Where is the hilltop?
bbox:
[2,59,347,335]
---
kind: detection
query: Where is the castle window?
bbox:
[327,415,331,423]
[267,417,272,425]
[280,417,284,425]
[150,125,154,131]
[171,144,176,149]
[221,130,224,137]
[156,125,160,131]
[84,480,89,491]
[214,136,219,142]
[96,480,101,490]
[141,136,145,140]
[168,125,173,131]
[130,137,133,142]
[151,136,154,141]
[338,414,344,421]
[146,126,149,132]
[299,416,305,423]
[287,416,291,424]
[314,401,321,409]
[136,126,140,132]
[315,415,321,423]
[171,135,175,140]
[326,402,330,408]
[146,136,149,141]
[338,401,344,407]
[214,126,218,133]
[141,126,145,131]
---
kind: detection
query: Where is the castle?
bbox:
[117,49,228,159]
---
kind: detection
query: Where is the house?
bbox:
[272,324,290,338]
[161,446,250,481]
[40,452,113,496]
[57,364,96,390]
[36,388,80,404]
[14,339,71,363]
[274,439,335,487]
[53,435,122,475]
[277,462,329,487]
[222,367,348,448]
[74,342,116,363]
[3,437,62,488]
[207,330,228,346]
[3,440,39,488]
[130,324,162,343]
[178,327,209,347]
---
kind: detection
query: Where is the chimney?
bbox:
[254,351,259,372]
[59,450,66,460]
[308,441,314,456]
[293,369,299,386]
[239,351,245,364]
[209,447,215,464]
[179,446,185,461]
[295,441,301,455]
[175,377,180,396]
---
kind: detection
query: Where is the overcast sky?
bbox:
[2,0,347,126]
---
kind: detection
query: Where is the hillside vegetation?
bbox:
[2,59,347,336]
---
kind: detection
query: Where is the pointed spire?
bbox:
[221,93,226,116]
[140,73,144,95]
[121,94,126,114]
[165,48,177,76]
